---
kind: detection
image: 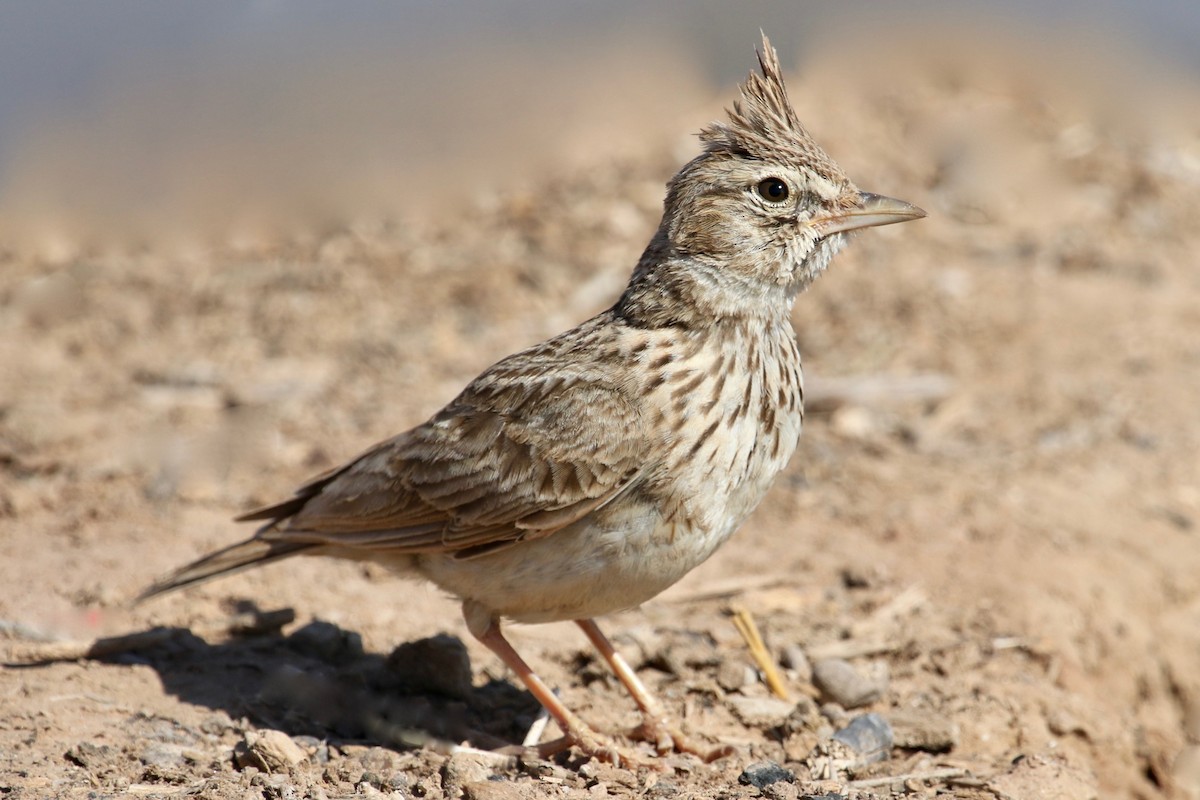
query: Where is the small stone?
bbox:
[587,764,639,790]
[200,712,236,735]
[819,702,849,728]
[727,695,797,728]
[763,782,800,800]
[888,709,959,752]
[717,659,755,692]
[357,746,398,774]
[292,735,330,763]
[139,743,185,768]
[234,729,307,772]
[738,761,796,789]
[812,658,887,708]
[442,751,504,796]
[287,620,364,663]
[357,780,384,796]
[780,646,812,683]
[643,779,678,799]
[65,742,119,769]
[829,713,894,765]
[777,695,822,737]
[387,634,474,699]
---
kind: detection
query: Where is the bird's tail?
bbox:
[137,536,315,603]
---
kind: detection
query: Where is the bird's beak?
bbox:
[816,192,926,236]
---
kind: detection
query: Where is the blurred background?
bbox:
[1,0,1198,257]
[2,3,1200,797]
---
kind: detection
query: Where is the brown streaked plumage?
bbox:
[141,34,925,766]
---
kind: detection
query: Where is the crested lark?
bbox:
[142,35,924,765]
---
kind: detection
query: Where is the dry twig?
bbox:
[730,606,789,700]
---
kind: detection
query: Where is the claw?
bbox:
[534,732,648,769]
[629,717,735,763]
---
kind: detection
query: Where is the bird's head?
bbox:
[632,34,924,323]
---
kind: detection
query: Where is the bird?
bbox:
[141,33,924,766]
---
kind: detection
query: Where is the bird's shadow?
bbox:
[98,603,540,752]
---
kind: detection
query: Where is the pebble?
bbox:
[819,702,850,728]
[139,743,186,768]
[738,761,796,789]
[287,620,364,663]
[386,633,474,699]
[234,729,307,773]
[65,742,119,769]
[776,695,823,738]
[727,695,797,728]
[887,709,959,752]
[829,713,894,765]
[780,646,812,683]
[293,735,330,764]
[716,659,756,692]
[200,712,236,735]
[442,751,506,797]
[812,658,887,708]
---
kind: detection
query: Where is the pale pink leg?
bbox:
[463,603,643,766]
[575,618,734,762]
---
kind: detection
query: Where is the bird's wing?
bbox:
[240,370,649,559]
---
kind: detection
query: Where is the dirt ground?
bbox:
[2,38,1200,800]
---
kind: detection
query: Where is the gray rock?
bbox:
[780,646,812,683]
[727,695,796,728]
[888,709,959,753]
[812,658,887,708]
[830,713,894,765]
[139,743,186,768]
[716,659,755,692]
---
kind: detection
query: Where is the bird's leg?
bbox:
[575,618,734,762]
[463,602,644,767]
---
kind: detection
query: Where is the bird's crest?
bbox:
[700,34,849,185]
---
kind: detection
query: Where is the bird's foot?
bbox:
[533,729,650,769]
[629,716,735,763]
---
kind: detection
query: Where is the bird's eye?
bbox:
[755,177,790,203]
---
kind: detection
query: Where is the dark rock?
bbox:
[286,620,364,663]
[738,761,796,789]
[387,633,474,699]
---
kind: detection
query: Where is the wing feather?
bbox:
[248,362,648,555]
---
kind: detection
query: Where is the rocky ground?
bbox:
[2,37,1199,800]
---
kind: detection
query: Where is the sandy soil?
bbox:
[2,40,1199,800]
